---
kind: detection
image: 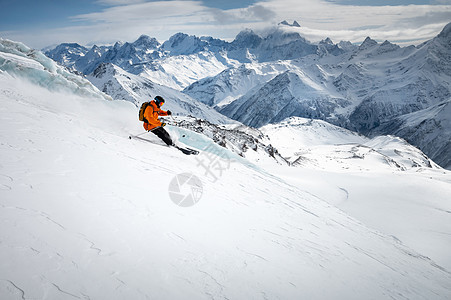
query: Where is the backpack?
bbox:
[139,101,151,123]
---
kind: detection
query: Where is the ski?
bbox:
[174,146,199,155]
[129,134,199,155]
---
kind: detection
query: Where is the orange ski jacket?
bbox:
[143,100,169,131]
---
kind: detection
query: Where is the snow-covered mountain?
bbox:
[213,23,451,168]
[219,69,351,128]
[261,117,440,171]
[44,27,324,90]
[348,24,451,133]
[279,20,301,28]
[375,99,451,169]
[3,37,451,299]
[183,62,293,107]
[219,24,450,130]
[44,43,88,69]
[43,22,451,168]
[44,34,236,90]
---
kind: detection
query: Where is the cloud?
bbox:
[95,0,147,5]
[209,4,276,25]
[259,0,451,44]
[74,1,208,24]
[432,0,451,4]
[247,4,276,20]
[1,0,449,49]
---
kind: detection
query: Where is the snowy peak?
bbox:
[161,33,208,55]
[228,29,318,62]
[278,20,301,27]
[318,37,344,56]
[183,62,291,107]
[219,69,350,128]
[133,34,160,49]
[437,21,451,42]
[45,42,88,55]
[320,37,334,45]
[88,63,138,104]
[378,40,400,52]
[264,29,306,47]
[337,40,357,52]
[359,36,378,50]
[91,62,118,78]
[231,29,262,49]
[427,21,451,55]
[44,43,88,68]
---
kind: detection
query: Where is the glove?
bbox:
[167,110,172,115]
[161,122,166,127]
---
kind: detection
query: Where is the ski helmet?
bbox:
[154,96,165,107]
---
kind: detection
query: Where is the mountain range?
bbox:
[44,22,451,169]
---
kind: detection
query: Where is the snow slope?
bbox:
[2,40,451,299]
[262,117,451,270]
[261,117,440,171]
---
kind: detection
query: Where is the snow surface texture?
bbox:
[261,117,451,271]
[2,38,451,299]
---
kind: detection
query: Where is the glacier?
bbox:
[0,38,111,101]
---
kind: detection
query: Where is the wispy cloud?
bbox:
[1,0,449,49]
[95,0,148,5]
[261,0,451,44]
[209,4,276,25]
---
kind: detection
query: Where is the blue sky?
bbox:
[1,0,450,49]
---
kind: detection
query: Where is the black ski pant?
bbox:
[151,127,173,146]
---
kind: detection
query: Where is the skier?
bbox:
[142,96,174,146]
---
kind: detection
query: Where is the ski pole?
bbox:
[129,131,148,139]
